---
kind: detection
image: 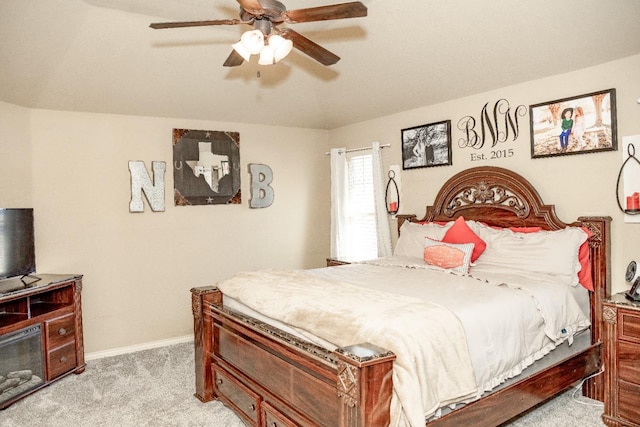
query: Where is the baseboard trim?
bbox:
[85,335,194,361]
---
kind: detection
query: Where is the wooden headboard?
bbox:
[399,166,577,229]
[396,165,611,400]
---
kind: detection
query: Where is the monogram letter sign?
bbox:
[248,164,274,208]
[129,161,166,212]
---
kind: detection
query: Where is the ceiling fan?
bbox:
[149,0,367,67]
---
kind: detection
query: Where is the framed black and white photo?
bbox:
[402,120,452,170]
[529,88,617,159]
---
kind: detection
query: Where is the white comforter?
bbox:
[217,269,478,427]
[356,257,590,393]
[218,258,590,426]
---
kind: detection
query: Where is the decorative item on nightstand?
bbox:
[626,261,640,283]
[627,278,640,301]
[625,261,640,301]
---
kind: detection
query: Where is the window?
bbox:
[330,143,392,262]
[345,153,378,260]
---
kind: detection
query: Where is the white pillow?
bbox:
[394,221,453,259]
[468,221,587,285]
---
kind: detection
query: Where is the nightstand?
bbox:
[603,293,640,426]
[325,258,352,267]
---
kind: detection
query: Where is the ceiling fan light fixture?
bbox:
[258,45,276,65]
[269,34,293,62]
[239,29,265,55]
[232,41,253,62]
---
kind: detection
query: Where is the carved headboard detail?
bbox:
[398,166,571,231]
[441,178,529,218]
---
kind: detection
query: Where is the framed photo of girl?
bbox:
[401,120,452,170]
[529,88,617,159]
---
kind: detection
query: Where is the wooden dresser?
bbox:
[603,293,640,426]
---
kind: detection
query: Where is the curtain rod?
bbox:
[325,143,391,155]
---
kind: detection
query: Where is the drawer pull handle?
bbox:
[216,379,223,386]
[60,356,67,363]
[248,403,256,412]
[58,328,67,336]
[270,423,277,427]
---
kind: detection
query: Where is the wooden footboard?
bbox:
[191,286,395,427]
[192,285,603,427]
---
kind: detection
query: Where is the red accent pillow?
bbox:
[578,227,594,292]
[441,217,486,262]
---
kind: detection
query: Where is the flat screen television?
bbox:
[0,208,36,282]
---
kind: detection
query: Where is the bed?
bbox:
[191,166,611,427]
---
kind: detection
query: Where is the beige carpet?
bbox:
[0,342,605,426]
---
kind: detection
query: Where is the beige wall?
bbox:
[0,101,32,206]
[329,53,640,296]
[1,107,330,353]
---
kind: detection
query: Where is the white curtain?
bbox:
[330,148,349,259]
[331,143,392,260]
[371,142,393,257]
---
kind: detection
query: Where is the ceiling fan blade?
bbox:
[236,0,265,15]
[223,50,245,67]
[279,28,340,66]
[150,19,245,29]
[284,2,367,24]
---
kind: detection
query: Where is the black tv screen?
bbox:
[0,208,36,281]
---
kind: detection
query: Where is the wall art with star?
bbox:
[172,128,241,206]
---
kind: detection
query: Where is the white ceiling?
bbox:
[2,0,640,129]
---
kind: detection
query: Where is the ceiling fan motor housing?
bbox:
[253,19,273,35]
[240,0,287,24]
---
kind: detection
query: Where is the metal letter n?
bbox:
[128,161,166,212]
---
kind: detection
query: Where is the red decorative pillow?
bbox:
[578,227,594,292]
[442,217,486,262]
